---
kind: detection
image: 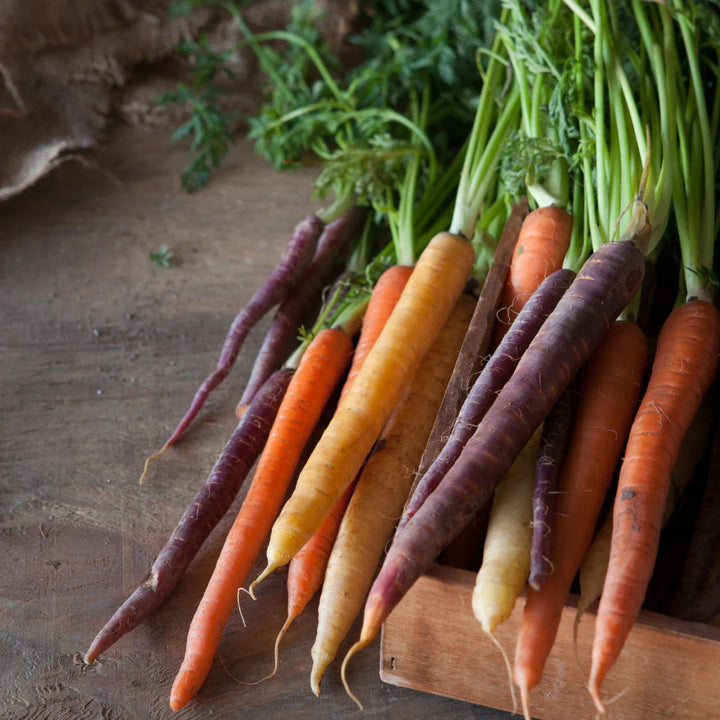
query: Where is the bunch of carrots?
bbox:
[85,0,720,717]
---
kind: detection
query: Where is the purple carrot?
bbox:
[395,267,576,537]
[672,417,720,622]
[161,215,323,450]
[84,368,294,664]
[347,237,646,662]
[528,376,579,590]
[235,205,363,415]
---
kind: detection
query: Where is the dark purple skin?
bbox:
[395,268,576,537]
[236,205,363,412]
[528,376,579,590]
[672,419,720,622]
[163,214,323,448]
[370,239,646,626]
[84,367,294,664]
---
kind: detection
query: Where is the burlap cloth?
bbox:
[0,0,358,201]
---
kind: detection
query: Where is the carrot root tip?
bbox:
[588,679,607,716]
[248,563,275,599]
[341,638,372,710]
[486,630,516,714]
[519,683,532,720]
[138,444,168,485]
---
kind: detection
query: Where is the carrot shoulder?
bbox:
[250,231,475,587]
[169,327,353,711]
[588,300,720,713]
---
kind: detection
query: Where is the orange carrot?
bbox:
[250,231,475,590]
[339,265,413,402]
[588,300,720,713]
[169,326,354,711]
[492,205,573,345]
[512,319,648,719]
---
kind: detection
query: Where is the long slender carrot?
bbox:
[588,299,720,713]
[528,377,578,591]
[249,231,476,591]
[513,319,648,719]
[437,205,573,564]
[311,294,475,696]
[235,206,363,416]
[169,326,354,711]
[492,206,573,346]
[83,367,293,664]
[262,263,412,676]
[342,228,648,700]
[157,215,323,452]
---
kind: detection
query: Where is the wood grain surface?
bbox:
[0,123,514,720]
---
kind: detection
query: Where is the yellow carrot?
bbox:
[250,232,475,591]
[472,428,543,634]
[310,294,475,694]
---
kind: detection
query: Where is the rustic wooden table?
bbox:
[1,123,515,720]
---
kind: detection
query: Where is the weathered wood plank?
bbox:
[381,564,720,720]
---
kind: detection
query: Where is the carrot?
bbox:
[434,203,573,566]
[169,326,354,711]
[412,197,528,499]
[83,367,294,665]
[492,206,573,345]
[513,319,648,718]
[472,427,543,636]
[235,206,363,416]
[342,227,648,697]
[577,512,613,618]
[248,231,476,591]
[157,215,322,453]
[528,377,578,591]
[311,294,475,696]
[261,264,412,677]
[587,1,720,706]
[588,300,720,712]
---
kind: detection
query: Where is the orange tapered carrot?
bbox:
[588,300,720,713]
[492,205,573,346]
[169,326,354,711]
[512,319,648,719]
[250,231,475,590]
